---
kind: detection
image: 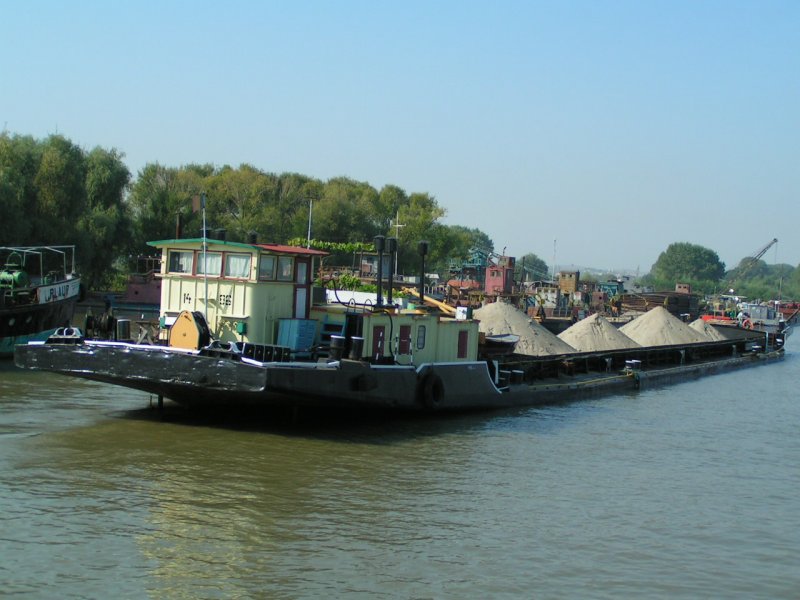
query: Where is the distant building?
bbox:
[558,271,579,294]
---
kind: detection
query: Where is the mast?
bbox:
[202,192,208,320]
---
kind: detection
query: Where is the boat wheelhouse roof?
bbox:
[147,238,329,257]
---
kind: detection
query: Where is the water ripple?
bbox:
[1,347,800,597]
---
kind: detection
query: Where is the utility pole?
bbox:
[306,199,313,248]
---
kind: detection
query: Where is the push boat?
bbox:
[702,300,797,337]
[1,245,82,358]
[14,237,786,412]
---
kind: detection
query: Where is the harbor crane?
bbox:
[709,238,778,315]
[723,238,778,294]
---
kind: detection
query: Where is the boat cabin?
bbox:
[149,238,479,364]
[149,238,328,346]
[309,304,479,365]
[739,302,778,324]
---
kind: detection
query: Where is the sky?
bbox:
[2,1,798,274]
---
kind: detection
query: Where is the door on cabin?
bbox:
[293,259,310,318]
[398,325,411,355]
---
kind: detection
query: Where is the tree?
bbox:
[393,192,446,274]
[649,242,725,293]
[0,133,40,245]
[786,264,800,299]
[274,173,323,242]
[310,177,383,250]
[376,184,408,235]
[515,252,549,282]
[0,133,134,287]
[127,163,184,252]
[33,135,87,244]
[733,262,797,301]
[423,224,495,277]
[78,147,132,288]
[207,164,273,242]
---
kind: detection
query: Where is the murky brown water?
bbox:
[2,339,799,598]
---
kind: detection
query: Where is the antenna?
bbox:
[202,192,208,320]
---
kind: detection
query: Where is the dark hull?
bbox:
[14,332,783,413]
[0,296,78,357]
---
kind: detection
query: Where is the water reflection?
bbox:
[25,399,599,597]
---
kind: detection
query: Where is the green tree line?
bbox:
[643,242,800,300]
[0,133,494,288]
[1,133,798,300]
[0,133,132,290]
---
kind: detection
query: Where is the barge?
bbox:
[14,328,783,412]
[13,236,786,412]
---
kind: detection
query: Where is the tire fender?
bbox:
[417,371,445,409]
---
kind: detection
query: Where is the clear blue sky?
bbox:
[2,1,798,273]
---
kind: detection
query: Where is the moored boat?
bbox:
[112,255,162,316]
[703,300,794,339]
[1,245,82,357]
[13,236,786,411]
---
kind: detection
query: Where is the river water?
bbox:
[1,339,799,599]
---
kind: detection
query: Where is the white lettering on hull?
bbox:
[38,279,81,304]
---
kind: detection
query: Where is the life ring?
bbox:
[417,372,445,409]
[742,319,753,329]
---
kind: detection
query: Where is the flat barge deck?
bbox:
[14,329,782,413]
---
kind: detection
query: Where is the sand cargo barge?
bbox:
[12,236,787,413]
[13,324,784,412]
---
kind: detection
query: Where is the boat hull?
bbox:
[0,293,79,357]
[14,334,784,413]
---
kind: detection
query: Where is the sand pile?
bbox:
[474,302,576,356]
[557,313,641,352]
[620,306,708,346]
[689,318,728,341]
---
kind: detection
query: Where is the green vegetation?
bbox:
[1,132,798,300]
[0,133,131,289]
[515,252,550,281]
[640,241,799,300]
[644,242,726,293]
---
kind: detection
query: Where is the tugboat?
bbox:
[0,245,82,357]
[702,299,795,339]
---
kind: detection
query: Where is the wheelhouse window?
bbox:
[417,325,426,350]
[277,256,294,281]
[168,250,194,274]
[295,260,308,284]
[224,253,251,278]
[259,255,276,280]
[196,252,222,276]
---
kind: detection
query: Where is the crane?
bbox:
[709,238,778,315]
[722,238,778,294]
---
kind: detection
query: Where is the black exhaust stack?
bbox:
[374,235,385,307]
[418,240,429,305]
[386,237,396,305]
